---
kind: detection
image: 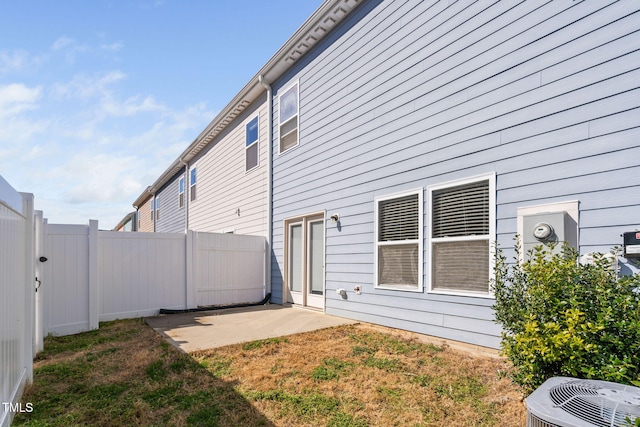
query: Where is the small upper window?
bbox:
[155,197,160,221]
[179,177,185,208]
[150,198,154,221]
[246,116,259,171]
[278,82,299,153]
[190,167,197,202]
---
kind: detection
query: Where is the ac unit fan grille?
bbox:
[527,412,561,427]
[549,380,640,427]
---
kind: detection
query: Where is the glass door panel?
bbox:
[288,223,303,305]
[308,220,324,296]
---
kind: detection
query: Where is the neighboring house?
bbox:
[132,95,270,237]
[131,0,362,242]
[134,189,155,233]
[267,0,640,348]
[153,170,186,233]
[113,212,137,232]
[188,96,268,236]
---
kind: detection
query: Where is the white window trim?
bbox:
[278,80,299,155]
[245,114,260,172]
[189,166,197,202]
[178,177,185,209]
[426,173,496,298]
[374,188,424,292]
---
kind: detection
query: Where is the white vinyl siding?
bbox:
[188,99,269,237]
[428,174,495,296]
[278,82,299,153]
[375,190,423,291]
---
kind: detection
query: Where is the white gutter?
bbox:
[259,75,273,296]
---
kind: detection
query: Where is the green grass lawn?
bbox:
[14,318,525,426]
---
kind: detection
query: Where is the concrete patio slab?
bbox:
[145,304,358,353]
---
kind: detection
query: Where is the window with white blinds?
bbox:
[375,190,423,291]
[428,176,494,295]
[432,180,489,238]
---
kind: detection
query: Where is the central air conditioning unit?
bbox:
[526,377,640,427]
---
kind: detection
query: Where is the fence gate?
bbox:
[40,223,93,336]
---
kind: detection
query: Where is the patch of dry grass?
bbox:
[193,323,526,426]
[16,319,526,426]
[15,319,271,426]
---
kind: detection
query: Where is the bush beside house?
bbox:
[492,241,640,394]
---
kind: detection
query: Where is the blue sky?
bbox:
[0,0,321,227]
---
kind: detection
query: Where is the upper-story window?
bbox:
[155,197,160,221]
[190,167,197,202]
[150,197,154,221]
[246,115,259,171]
[179,177,185,208]
[278,82,299,153]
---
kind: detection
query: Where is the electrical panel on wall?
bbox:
[522,211,578,258]
[623,231,640,259]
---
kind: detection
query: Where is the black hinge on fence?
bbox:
[35,277,41,292]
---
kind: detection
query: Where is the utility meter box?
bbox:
[623,231,640,258]
[522,211,577,257]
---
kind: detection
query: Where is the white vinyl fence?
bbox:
[0,177,34,427]
[0,173,267,425]
[39,220,266,336]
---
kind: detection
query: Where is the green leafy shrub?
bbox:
[492,241,640,394]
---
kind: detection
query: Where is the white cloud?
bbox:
[60,152,144,204]
[51,36,90,64]
[52,36,75,51]
[100,42,124,52]
[0,49,31,74]
[52,71,127,100]
[0,39,215,226]
[101,95,166,117]
[0,84,47,150]
[0,83,42,117]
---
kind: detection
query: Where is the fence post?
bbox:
[33,210,44,354]
[88,220,99,330]
[185,230,195,309]
[20,193,35,382]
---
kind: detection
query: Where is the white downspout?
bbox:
[259,75,273,298]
